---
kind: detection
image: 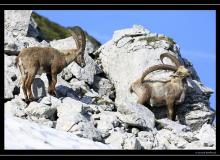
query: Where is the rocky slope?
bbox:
[4,10,216,150]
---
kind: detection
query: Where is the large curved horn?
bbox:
[160,53,181,68]
[69,26,86,53]
[140,64,177,82]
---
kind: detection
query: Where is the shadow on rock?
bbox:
[32,78,46,99]
[55,85,80,100]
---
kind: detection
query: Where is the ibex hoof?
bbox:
[49,91,56,97]
[22,97,35,103]
[167,115,176,121]
[29,97,36,102]
[22,98,29,103]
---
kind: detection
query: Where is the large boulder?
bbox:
[56,114,102,141]
[117,102,155,130]
[4,10,32,38]
[99,25,162,104]
[24,101,57,120]
[56,97,102,141]
[4,10,49,55]
[49,36,77,51]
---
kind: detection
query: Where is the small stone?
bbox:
[131,127,140,136]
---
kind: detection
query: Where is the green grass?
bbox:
[140,35,176,45]
[32,12,70,41]
[31,12,101,49]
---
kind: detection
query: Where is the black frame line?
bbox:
[0,4,218,156]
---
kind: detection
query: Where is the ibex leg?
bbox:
[21,74,28,102]
[48,73,57,96]
[166,100,175,121]
[46,73,53,95]
[25,73,36,101]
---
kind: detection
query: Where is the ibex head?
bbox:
[160,52,191,78]
[75,52,86,68]
[174,66,191,78]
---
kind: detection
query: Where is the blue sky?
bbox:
[35,10,216,110]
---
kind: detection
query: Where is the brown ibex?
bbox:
[15,26,86,102]
[129,53,191,120]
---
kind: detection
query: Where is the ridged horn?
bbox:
[69,26,86,53]
[140,64,177,83]
[160,53,181,68]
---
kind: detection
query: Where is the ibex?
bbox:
[15,26,86,102]
[129,53,191,120]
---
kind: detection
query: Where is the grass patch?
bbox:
[31,12,101,49]
[140,35,176,45]
[32,12,70,41]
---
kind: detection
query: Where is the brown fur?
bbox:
[130,53,191,120]
[16,26,86,102]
